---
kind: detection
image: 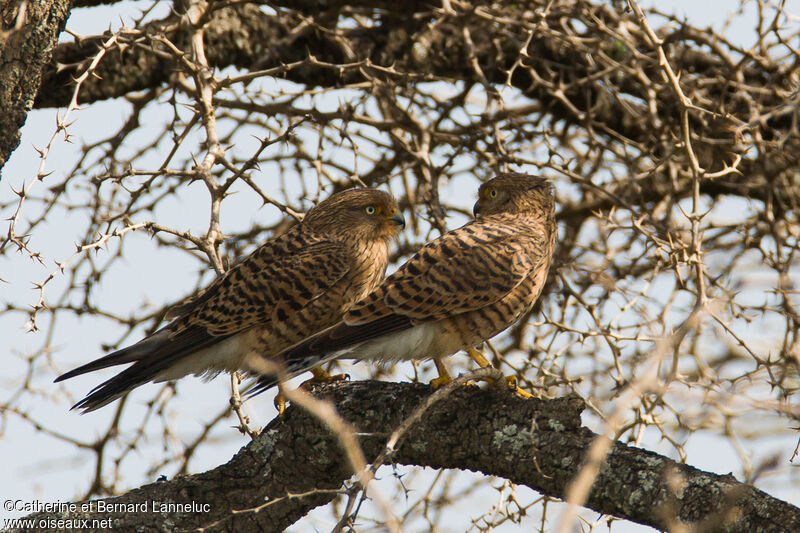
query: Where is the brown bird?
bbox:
[247,173,556,396]
[55,188,405,412]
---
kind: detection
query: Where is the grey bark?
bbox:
[0,0,71,175]
[29,1,799,221]
[8,381,800,532]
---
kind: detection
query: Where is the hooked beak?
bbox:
[472,200,482,217]
[389,210,406,228]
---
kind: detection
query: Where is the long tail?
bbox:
[56,326,223,413]
[55,330,171,383]
[245,314,412,397]
[68,364,165,413]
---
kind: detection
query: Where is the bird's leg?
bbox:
[274,383,288,416]
[466,347,533,399]
[273,367,349,416]
[307,366,348,385]
[467,347,492,368]
[429,358,453,388]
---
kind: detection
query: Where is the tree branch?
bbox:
[32,1,799,217]
[0,0,71,173]
[11,381,800,532]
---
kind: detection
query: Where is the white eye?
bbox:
[365,206,377,215]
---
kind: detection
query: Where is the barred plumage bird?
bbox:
[248,173,556,396]
[55,188,404,412]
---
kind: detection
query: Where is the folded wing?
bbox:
[56,236,351,412]
[247,220,540,396]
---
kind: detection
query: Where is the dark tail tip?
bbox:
[242,375,280,399]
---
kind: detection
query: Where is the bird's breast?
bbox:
[345,322,447,363]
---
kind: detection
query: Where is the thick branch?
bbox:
[11,381,800,532]
[0,0,71,173]
[34,2,798,217]
[38,2,796,132]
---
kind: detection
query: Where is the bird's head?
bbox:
[304,188,405,241]
[473,173,554,218]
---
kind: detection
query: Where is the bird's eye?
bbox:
[365,205,378,215]
[486,189,498,199]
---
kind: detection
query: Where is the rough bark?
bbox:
[31,1,798,217]
[9,381,800,532]
[39,2,789,131]
[0,0,71,174]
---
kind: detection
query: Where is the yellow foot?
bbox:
[274,386,288,416]
[274,367,348,415]
[429,358,453,388]
[468,347,533,399]
[505,375,534,399]
[306,367,348,387]
[429,374,453,388]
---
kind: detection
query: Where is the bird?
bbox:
[55,188,405,412]
[246,173,556,397]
